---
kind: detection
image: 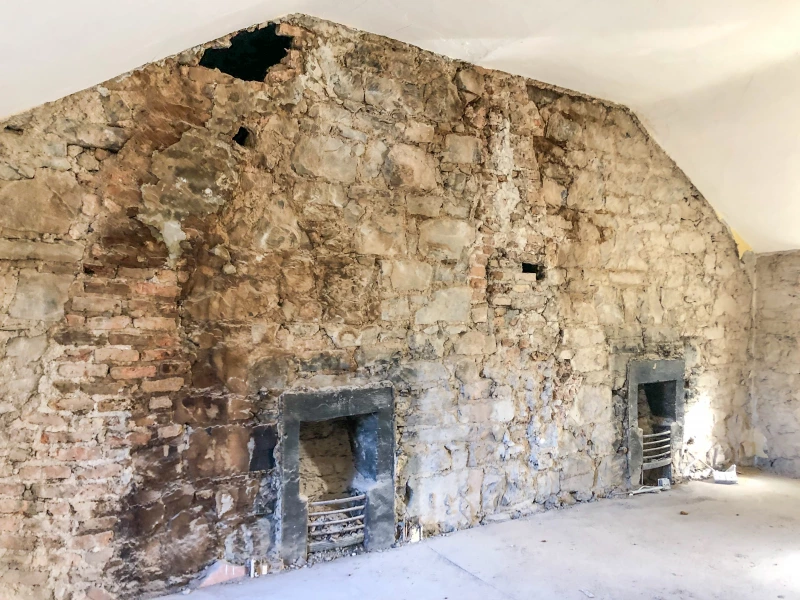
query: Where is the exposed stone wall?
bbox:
[753,251,800,476]
[0,14,755,600]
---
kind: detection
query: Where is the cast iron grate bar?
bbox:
[309,494,366,507]
[307,493,366,553]
[642,429,672,470]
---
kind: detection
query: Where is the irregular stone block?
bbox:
[9,270,72,321]
[364,75,423,115]
[455,68,484,99]
[407,195,443,217]
[64,123,130,151]
[404,121,435,143]
[381,296,410,321]
[6,335,47,363]
[0,170,81,234]
[415,287,472,324]
[672,231,706,254]
[423,75,464,122]
[418,218,475,260]
[0,239,84,262]
[383,144,437,191]
[546,112,582,144]
[442,134,481,164]
[454,330,496,355]
[560,454,596,493]
[388,259,433,291]
[356,209,406,255]
[185,426,251,479]
[291,135,357,183]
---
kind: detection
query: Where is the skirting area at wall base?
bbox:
[158,472,800,600]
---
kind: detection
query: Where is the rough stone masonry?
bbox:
[0,14,757,600]
[753,251,800,477]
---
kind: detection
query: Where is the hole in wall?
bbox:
[522,262,545,280]
[232,126,251,147]
[250,424,277,471]
[3,125,23,135]
[199,23,293,82]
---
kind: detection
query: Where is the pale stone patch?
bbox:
[442,134,481,164]
[414,287,472,324]
[291,134,358,183]
[388,259,433,291]
[9,270,72,321]
[0,170,82,234]
[418,218,475,260]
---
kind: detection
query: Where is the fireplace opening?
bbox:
[300,418,358,501]
[638,381,677,484]
[625,359,685,488]
[637,381,677,435]
[280,387,395,563]
[300,418,366,555]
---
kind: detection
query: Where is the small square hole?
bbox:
[522,263,544,281]
[522,262,545,281]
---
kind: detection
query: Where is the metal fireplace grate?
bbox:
[642,429,672,470]
[307,493,366,553]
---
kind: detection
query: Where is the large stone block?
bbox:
[406,470,479,530]
[415,287,472,324]
[0,170,82,234]
[546,112,582,144]
[383,144,437,191]
[442,134,481,164]
[9,270,72,321]
[453,330,496,355]
[388,259,433,291]
[673,231,706,254]
[0,239,84,262]
[356,209,406,255]
[560,454,595,493]
[418,218,475,260]
[407,195,443,217]
[291,135,357,183]
[364,75,424,115]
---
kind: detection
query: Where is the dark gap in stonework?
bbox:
[233,126,251,146]
[522,262,545,280]
[199,23,292,82]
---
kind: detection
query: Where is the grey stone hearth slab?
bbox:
[161,471,800,600]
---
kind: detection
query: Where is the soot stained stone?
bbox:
[250,425,278,471]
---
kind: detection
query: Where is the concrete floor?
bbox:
[163,470,800,600]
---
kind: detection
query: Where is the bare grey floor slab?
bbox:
[161,471,800,600]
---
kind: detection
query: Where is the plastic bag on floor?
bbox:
[712,464,737,484]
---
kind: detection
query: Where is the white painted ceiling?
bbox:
[2,1,799,251]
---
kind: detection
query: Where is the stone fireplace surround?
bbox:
[626,359,686,485]
[280,386,395,563]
